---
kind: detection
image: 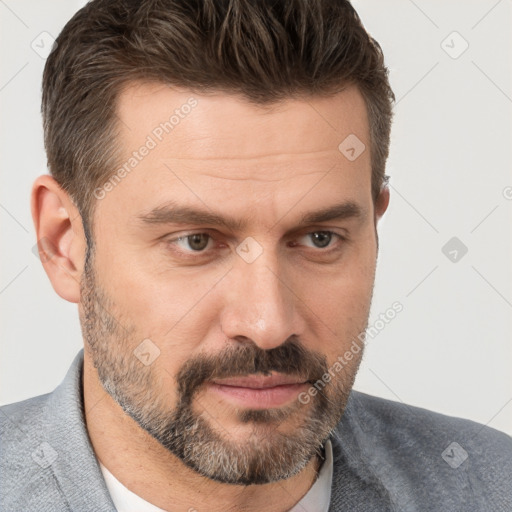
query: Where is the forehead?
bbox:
[115,81,370,164]
[96,82,372,230]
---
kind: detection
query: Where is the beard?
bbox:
[79,251,366,485]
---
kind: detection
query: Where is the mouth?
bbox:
[207,374,310,409]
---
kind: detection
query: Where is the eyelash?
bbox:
[164,230,347,258]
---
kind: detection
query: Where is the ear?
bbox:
[31,175,87,303]
[374,184,390,222]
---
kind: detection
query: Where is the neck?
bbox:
[83,355,322,512]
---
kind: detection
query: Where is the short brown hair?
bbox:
[42,0,394,238]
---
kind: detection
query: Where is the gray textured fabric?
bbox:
[1,350,511,511]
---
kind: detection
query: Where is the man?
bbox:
[1,0,511,510]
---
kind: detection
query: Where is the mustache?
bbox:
[175,337,328,404]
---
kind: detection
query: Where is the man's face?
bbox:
[80,82,384,485]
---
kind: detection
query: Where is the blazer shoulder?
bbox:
[347,389,512,454]
[1,392,54,461]
[1,392,54,453]
[338,390,512,509]
[1,392,53,426]
[0,393,66,511]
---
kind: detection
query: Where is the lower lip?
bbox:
[207,382,308,409]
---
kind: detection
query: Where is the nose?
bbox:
[219,253,305,351]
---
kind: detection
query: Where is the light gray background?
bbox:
[1,0,511,436]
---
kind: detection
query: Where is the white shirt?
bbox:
[99,439,333,512]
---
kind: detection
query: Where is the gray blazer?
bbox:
[1,350,511,511]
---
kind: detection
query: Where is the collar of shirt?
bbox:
[99,439,333,512]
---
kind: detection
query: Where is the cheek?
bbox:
[294,232,376,312]
[299,274,373,346]
[291,234,376,347]
[89,253,215,377]
[95,237,218,329]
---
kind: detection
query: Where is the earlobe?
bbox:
[31,175,87,303]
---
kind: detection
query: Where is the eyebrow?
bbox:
[136,200,367,232]
[300,201,367,225]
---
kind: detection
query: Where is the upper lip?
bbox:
[210,373,306,389]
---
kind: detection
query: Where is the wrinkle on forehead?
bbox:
[160,149,341,162]
[160,157,339,183]
[116,81,370,162]
[186,172,328,183]
[106,82,373,226]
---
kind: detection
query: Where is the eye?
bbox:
[297,231,343,249]
[172,233,212,252]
